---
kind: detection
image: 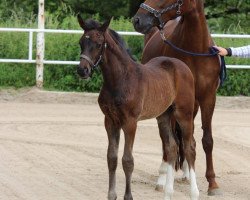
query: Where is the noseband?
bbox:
[80,39,107,72]
[140,0,183,29]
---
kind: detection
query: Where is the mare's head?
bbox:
[77,15,111,79]
[133,0,196,34]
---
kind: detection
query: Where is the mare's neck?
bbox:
[100,32,136,87]
[177,0,211,48]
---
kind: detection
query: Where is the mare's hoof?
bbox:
[155,184,164,192]
[208,188,223,196]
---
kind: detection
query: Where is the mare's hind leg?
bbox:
[199,95,222,195]
[105,117,121,200]
[156,109,179,199]
[122,119,137,200]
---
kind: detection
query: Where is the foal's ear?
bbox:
[98,17,112,32]
[77,14,86,30]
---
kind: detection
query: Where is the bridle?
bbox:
[80,36,107,73]
[140,0,183,30]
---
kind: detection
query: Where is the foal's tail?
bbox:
[173,121,185,171]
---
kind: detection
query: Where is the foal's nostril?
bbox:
[84,67,89,74]
[77,65,91,78]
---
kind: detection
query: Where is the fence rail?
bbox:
[0,27,250,82]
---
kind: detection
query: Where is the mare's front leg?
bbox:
[199,94,222,195]
[105,116,121,200]
[122,119,137,200]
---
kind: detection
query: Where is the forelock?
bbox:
[84,19,101,31]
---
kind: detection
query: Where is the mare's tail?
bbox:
[173,121,185,171]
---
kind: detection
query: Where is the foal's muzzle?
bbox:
[77,65,91,79]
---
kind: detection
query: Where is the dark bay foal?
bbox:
[77,15,199,200]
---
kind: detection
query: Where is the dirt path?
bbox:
[0,88,249,200]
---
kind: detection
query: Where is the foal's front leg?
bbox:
[122,119,137,200]
[105,117,121,200]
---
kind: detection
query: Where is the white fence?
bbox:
[0,27,250,86]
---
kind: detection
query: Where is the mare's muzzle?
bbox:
[133,13,156,34]
[133,0,183,32]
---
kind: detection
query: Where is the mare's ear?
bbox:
[98,17,112,32]
[77,14,86,30]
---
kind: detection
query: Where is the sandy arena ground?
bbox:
[0,88,249,200]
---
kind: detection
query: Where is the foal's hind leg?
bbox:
[199,95,221,195]
[181,101,199,182]
[156,110,179,199]
[155,109,174,192]
[105,117,121,200]
[174,108,199,200]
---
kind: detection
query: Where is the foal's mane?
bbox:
[84,19,136,61]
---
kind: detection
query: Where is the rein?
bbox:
[80,41,107,72]
[159,31,227,85]
[140,0,183,29]
[160,31,219,57]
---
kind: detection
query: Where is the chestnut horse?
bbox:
[77,15,199,200]
[133,0,222,196]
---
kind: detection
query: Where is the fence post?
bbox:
[36,0,45,88]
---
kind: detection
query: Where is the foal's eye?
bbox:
[97,44,102,49]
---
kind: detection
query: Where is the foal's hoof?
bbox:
[176,177,189,185]
[155,184,164,192]
[108,192,117,200]
[208,188,223,196]
[124,194,133,200]
[182,177,190,183]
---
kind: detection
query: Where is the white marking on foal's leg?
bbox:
[182,159,190,180]
[190,168,199,200]
[156,161,168,191]
[164,163,175,200]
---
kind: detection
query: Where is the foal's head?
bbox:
[77,15,111,79]
[133,0,196,33]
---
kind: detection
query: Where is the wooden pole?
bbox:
[36,0,45,88]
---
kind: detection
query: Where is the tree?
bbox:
[205,0,250,32]
[63,0,129,19]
